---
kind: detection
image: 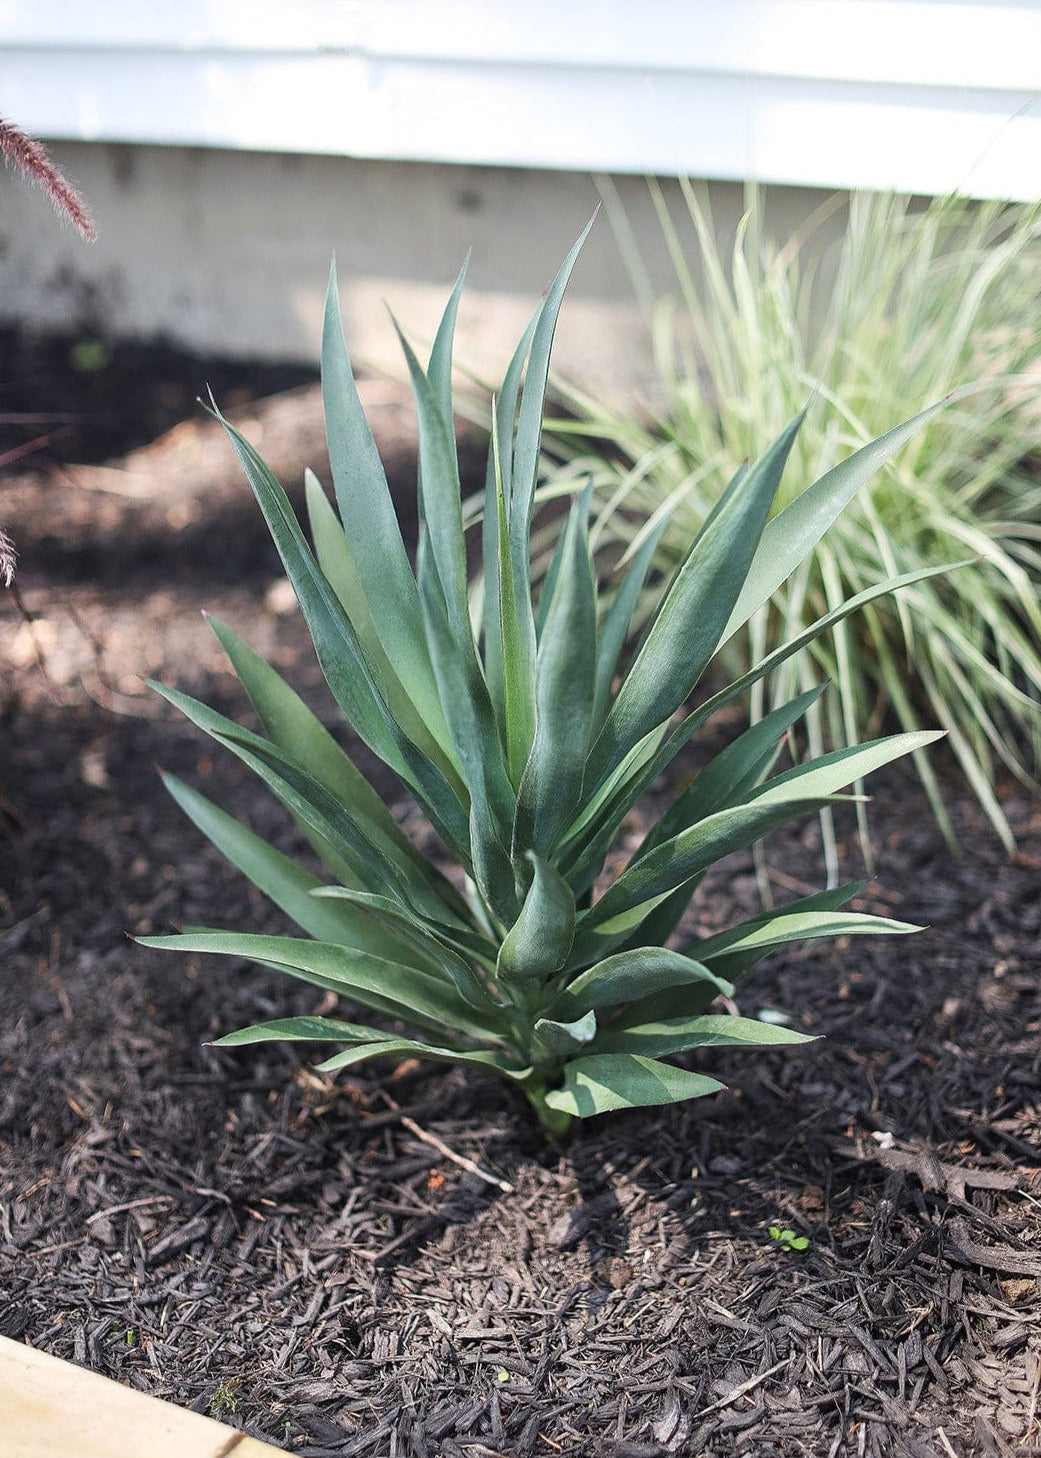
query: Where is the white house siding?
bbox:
[1,2,1039,373]
[5,1,1040,197]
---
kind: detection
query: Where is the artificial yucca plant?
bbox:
[140,223,950,1137]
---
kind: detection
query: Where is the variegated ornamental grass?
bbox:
[545,184,1041,852]
[139,224,954,1137]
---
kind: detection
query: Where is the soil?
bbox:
[1,329,1039,1458]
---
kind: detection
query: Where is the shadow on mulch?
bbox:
[1,339,1039,1457]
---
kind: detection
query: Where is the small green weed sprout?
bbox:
[140,224,952,1137]
[208,1376,243,1418]
[769,1225,810,1253]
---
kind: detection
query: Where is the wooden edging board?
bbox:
[0,1335,286,1458]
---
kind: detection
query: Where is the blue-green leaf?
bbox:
[510,218,597,546]
[304,470,457,769]
[206,613,462,897]
[312,885,501,1017]
[160,771,423,960]
[751,730,944,806]
[137,929,495,1041]
[215,1019,525,1080]
[497,853,576,985]
[151,679,467,921]
[637,686,826,861]
[532,1010,598,1064]
[214,1014,394,1045]
[719,400,949,648]
[571,795,842,964]
[514,495,598,853]
[490,408,536,786]
[316,1037,524,1077]
[427,257,469,435]
[552,947,732,1018]
[590,414,803,785]
[321,262,441,722]
[593,1013,815,1058]
[543,1054,724,1116]
[210,409,471,852]
[418,554,517,923]
[482,313,541,739]
[560,563,959,898]
[396,322,471,647]
[594,519,668,725]
[697,907,920,979]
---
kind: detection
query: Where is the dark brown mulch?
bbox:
[2,338,1039,1457]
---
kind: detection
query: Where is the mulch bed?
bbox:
[2,331,1039,1457]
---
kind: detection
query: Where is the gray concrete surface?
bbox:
[0,142,841,400]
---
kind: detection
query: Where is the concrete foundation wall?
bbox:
[0,142,841,401]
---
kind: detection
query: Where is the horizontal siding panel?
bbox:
[4,1,1041,88]
[2,1,1040,197]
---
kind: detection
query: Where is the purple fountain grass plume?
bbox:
[1,116,96,586]
[0,529,15,588]
[0,116,97,241]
